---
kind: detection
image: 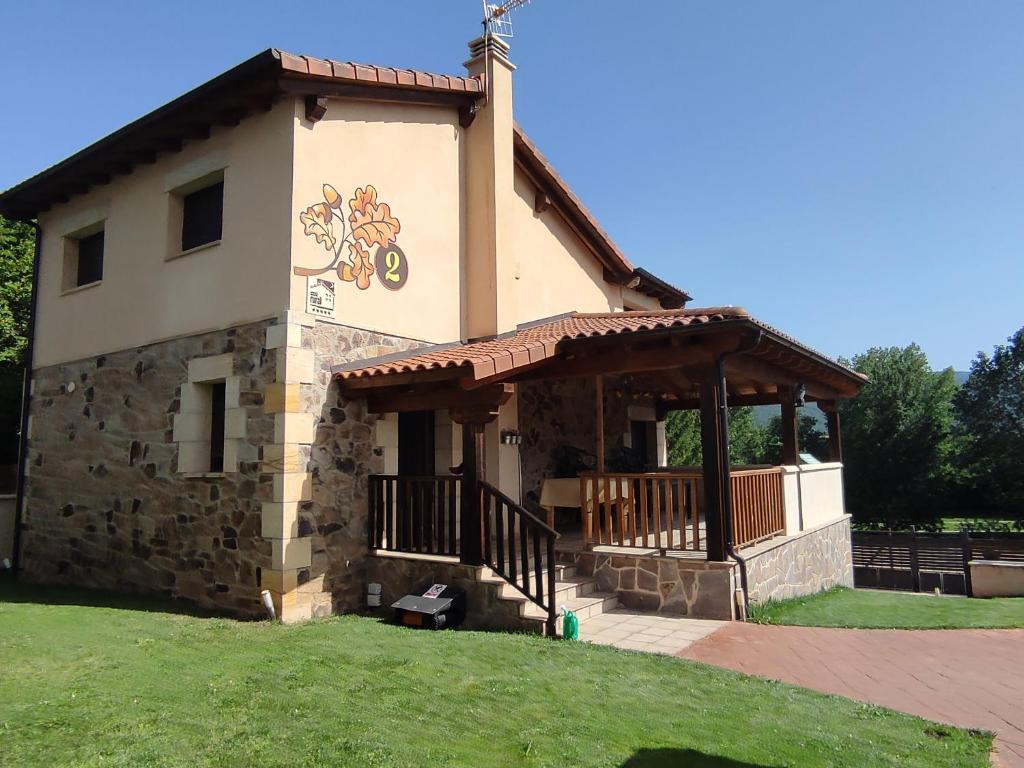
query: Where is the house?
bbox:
[0,36,865,632]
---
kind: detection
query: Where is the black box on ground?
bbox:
[391,583,466,629]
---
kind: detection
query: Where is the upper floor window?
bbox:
[61,223,105,292]
[181,180,224,252]
[76,231,105,286]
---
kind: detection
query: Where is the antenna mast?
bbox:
[482,0,533,38]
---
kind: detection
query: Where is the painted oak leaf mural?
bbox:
[293,183,405,291]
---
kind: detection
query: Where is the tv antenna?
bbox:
[482,0,533,38]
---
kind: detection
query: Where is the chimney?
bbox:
[463,34,517,339]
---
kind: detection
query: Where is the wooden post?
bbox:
[595,375,605,473]
[779,385,800,466]
[820,400,843,463]
[458,420,487,566]
[449,385,512,567]
[698,371,727,562]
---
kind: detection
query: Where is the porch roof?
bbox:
[333,308,867,410]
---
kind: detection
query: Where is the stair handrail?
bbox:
[479,480,560,636]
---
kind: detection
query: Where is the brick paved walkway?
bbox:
[681,624,1024,767]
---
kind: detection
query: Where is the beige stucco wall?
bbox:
[797,463,846,530]
[970,560,1024,598]
[507,167,623,323]
[288,99,464,344]
[34,101,295,369]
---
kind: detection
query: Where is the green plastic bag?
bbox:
[562,606,580,641]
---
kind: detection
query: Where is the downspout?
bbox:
[10,222,41,575]
[715,330,763,619]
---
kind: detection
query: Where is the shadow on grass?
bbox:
[622,748,775,767]
[0,576,244,620]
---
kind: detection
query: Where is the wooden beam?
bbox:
[459,421,486,566]
[819,400,843,463]
[278,78,478,110]
[699,370,727,562]
[726,355,843,400]
[366,383,513,415]
[595,375,605,473]
[304,95,328,122]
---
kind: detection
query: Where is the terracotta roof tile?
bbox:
[303,55,333,78]
[335,307,752,382]
[329,59,356,79]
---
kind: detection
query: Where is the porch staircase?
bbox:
[477,561,618,636]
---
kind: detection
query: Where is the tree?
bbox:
[953,327,1024,513]
[762,411,828,464]
[838,345,957,526]
[0,216,34,366]
[0,216,34,472]
[665,406,769,466]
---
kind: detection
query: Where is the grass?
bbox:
[940,516,1022,532]
[749,586,1024,629]
[0,580,993,768]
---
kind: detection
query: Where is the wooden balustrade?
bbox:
[368,475,461,556]
[729,467,785,548]
[578,467,785,553]
[579,471,704,552]
[481,481,559,636]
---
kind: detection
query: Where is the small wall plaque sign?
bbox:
[306,276,336,318]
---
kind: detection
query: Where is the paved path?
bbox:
[581,609,725,655]
[681,623,1024,767]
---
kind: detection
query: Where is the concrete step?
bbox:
[478,561,577,585]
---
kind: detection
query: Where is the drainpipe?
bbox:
[10,222,41,576]
[715,330,763,618]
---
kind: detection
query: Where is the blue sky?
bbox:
[2,1,1021,370]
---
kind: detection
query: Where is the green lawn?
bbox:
[0,581,992,768]
[750,586,1024,629]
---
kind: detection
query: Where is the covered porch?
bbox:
[337,307,865,633]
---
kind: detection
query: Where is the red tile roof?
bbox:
[335,307,752,382]
[0,49,483,219]
[275,50,483,94]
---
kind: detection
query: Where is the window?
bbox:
[174,355,244,475]
[75,230,104,286]
[61,223,105,292]
[181,180,223,252]
[208,382,226,473]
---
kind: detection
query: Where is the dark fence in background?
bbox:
[852,529,1024,596]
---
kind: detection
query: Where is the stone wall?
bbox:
[20,320,276,617]
[517,377,631,504]
[744,515,854,604]
[365,554,542,634]
[294,320,425,617]
[566,551,738,621]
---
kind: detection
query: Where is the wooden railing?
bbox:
[579,467,786,552]
[481,480,559,636]
[729,467,785,548]
[579,471,704,551]
[368,475,461,556]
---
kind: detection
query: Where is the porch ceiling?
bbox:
[333,307,867,413]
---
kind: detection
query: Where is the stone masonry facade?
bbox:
[517,377,631,505]
[20,320,276,616]
[744,516,854,604]
[264,317,424,620]
[565,551,738,621]
[19,314,426,621]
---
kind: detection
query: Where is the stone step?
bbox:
[478,561,577,585]
[522,591,619,625]
[493,574,596,603]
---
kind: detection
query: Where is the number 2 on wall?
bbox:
[375,244,408,291]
